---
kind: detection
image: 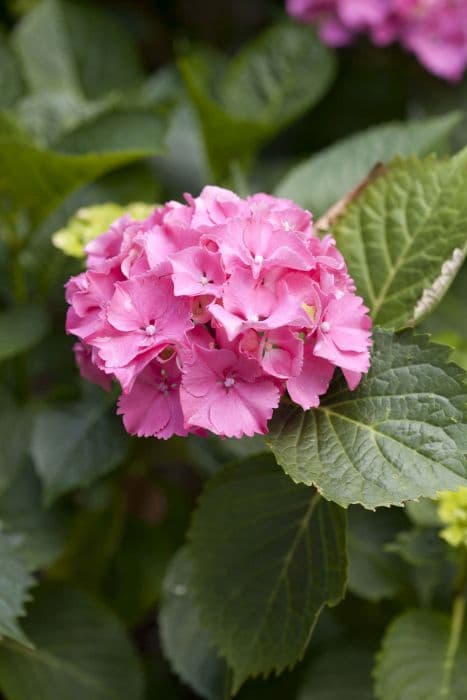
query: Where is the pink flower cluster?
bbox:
[66,187,372,439]
[287,0,467,81]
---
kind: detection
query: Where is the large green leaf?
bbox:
[179,22,335,177]
[329,149,467,329]
[348,506,410,602]
[267,330,467,509]
[0,462,68,570]
[0,584,144,700]
[0,527,34,647]
[0,136,160,227]
[159,548,228,700]
[0,305,49,363]
[31,393,128,504]
[298,646,375,700]
[190,454,347,693]
[55,107,166,155]
[12,0,143,98]
[375,610,467,699]
[275,112,461,217]
[221,22,335,125]
[0,392,32,495]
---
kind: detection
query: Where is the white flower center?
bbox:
[320,321,331,333]
[254,254,264,265]
[200,275,209,285]
[145,324,157,336]
[224,376,235,388]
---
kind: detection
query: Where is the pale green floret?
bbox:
[52,202,155,259]
[437,487,467,548]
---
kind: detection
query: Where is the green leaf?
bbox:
[48,484,124,590]
[267,329,467,509]
[386,528,447,568]
[31,393,128,504]
[179,22,335,177]
[297,645,375,700]
[0,305,49,363]
[0,137,159,227]
[12,0,143,98]
[159,548,228,700]
[221,22,335,126]
[15,91,116,146]
[330,149,467,329]
[0,584,144,700]
[0,33,24,108]
[348,506,409,602]
[374,610,467,699]
[0,526,34,647]
[0,461,69,570]
[0,392,32,495]
[189,454,347,693]
[275,112,461,217]
[54,108,166,155]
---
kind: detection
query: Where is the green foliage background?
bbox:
[0,1,467,699]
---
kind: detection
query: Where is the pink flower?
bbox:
[313,293,372,381]
[117,358,187,438]
[287,0,467,81]
[73,342,112,392]
[180,346,281,438]
[287,338,335,409]
[65,187,372,440]
[93,274,192,391]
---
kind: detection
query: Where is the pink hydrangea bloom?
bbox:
[287,0,467,81]
[65,188,372,439]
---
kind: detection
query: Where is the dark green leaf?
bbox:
[0,461,69,570]
[0,137,160,227]
[190,454,347,693]
[0,584,144,700]
[221,22,335,126]
[275,112,461,217]
[179,22,335,177]
[31,393,128,504]
[348,506,409,602]
[54,108,166,155]
[375,610,467,699]
[267,330,467,509]
[0,392,32,494]
[0,305,49,363]
[0,33,23,108]
[48,485,124,589]
[12,0,143,98]
[330,149,467,329]
[159,548,228,700]
[298,645,375,700]
[0,527,34,647]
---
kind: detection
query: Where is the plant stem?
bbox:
[440,547,467,697]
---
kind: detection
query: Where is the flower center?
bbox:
[254,254,264,265]
[200,274,209,285]
[145,324,157,336]
[224,376,235,388]
[320,321,331,333]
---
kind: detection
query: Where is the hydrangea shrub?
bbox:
[0,1,466,699]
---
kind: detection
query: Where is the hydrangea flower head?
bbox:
[65,187,372,439]
[287,0,467,82]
